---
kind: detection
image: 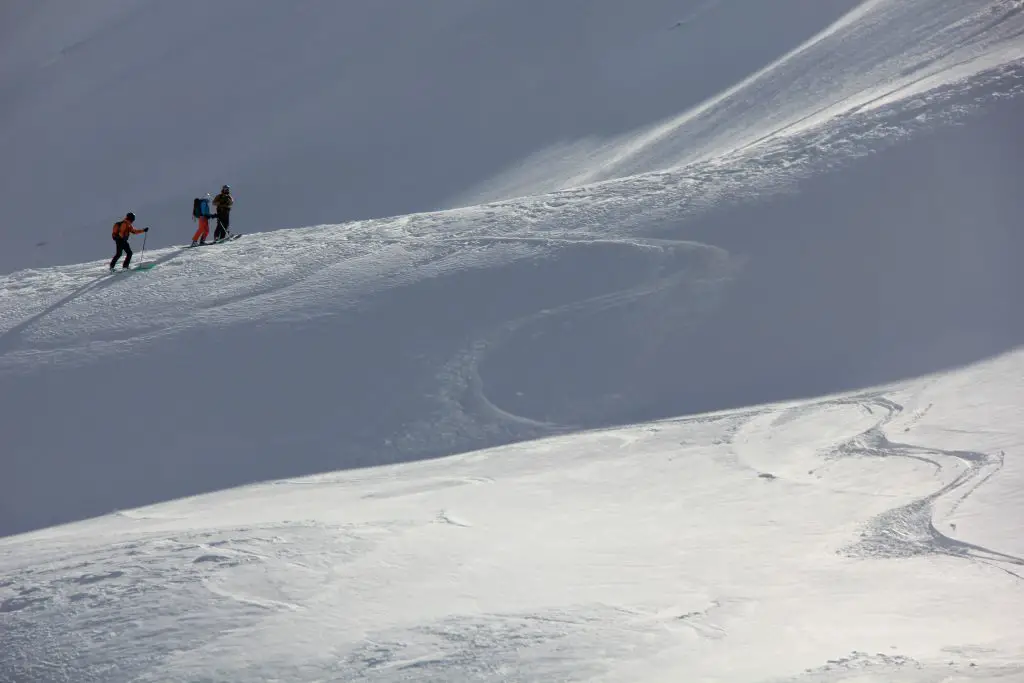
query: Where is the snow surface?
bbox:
[0,0,863,274]
[2,0,1024,681]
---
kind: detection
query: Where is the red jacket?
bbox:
[112,219,144,238]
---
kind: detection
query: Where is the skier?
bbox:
[110,212,148,270]
[191,194,213,246]
[212,185,234,241]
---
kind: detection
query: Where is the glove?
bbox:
[144,227,150,232]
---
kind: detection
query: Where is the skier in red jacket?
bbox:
[110,212,148,270]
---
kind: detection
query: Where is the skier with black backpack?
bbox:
[191,194,213,246]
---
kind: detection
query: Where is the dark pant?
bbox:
[215,210,231,240]
[111,236,132,269]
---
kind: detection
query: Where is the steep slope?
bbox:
[0,0,860,273]
[3,0,1023,539]
[2,0,1024,681]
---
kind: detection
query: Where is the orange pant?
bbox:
[192,216,210,243]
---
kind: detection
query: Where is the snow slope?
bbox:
[3,0,1024,681]
[4,356,1024,682]
[0,0,861,274]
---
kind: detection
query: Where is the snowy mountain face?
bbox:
[2,0,860,273]
[2,1,1024,681]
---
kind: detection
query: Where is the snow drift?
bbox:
[2,0,1024,681]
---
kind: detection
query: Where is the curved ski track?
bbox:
[723,392,1024,579]
[830,395,1023,577]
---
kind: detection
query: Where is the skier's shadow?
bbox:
[0,247,185,356]
[0,277,106,355]
[130,245,185,271]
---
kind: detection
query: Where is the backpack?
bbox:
[192,197,212,219]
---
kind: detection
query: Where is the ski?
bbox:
[106,263,155,273]
[186,233,242,248]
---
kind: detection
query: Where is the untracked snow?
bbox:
[2,0,1024,681]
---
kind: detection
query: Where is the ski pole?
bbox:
[140,228,148,264]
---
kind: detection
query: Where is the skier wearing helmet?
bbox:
[212,185,234,241]
[110,212,148,270]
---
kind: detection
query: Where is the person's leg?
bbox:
[111,237,124,269]
[122,240,134,268]
[214,214,226,240]
[193,217,209,243]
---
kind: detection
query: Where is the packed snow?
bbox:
[2,0,1024,681]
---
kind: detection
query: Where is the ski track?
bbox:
[726,390,1024,581]
[833,396,1024,577]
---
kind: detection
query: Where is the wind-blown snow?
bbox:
[2,0,1024,681]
